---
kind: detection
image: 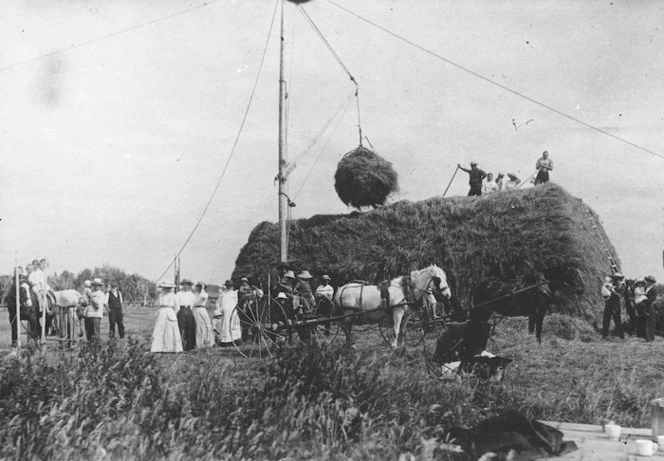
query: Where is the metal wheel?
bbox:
[309,297,340,347]
[232,296,288,359]
[378,310,426,347]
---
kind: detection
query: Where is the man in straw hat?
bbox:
[601,273,624,340]
[176,279,197,351]
[85,278,107,342]
[275,270,296,297]
[315,275,334,301]
[295,270,315,313]
[458,162,487,196]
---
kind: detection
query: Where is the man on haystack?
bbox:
[458,162,487,196]
[534,151,554,185]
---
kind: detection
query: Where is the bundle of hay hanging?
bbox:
[334,145,399,209]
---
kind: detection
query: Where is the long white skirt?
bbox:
[151,308,183,353]
[192,307,215,348]
[216,306,241,344]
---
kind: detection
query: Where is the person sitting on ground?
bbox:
[458,162,487,196]
[504,173,521,190]
[644,275,658,342]
[482,173,500,195]
[495,173,505,190]
[601,275,624,339]
[534,151,554,185]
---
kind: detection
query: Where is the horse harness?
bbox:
[339,275,425,312]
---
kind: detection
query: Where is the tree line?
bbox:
[1,265,157,306]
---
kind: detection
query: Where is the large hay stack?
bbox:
[233,183,619,321]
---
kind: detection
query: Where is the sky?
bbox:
[0,0,662,284]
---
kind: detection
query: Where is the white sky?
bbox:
[1,0,662,284]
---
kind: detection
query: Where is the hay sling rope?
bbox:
[297,3,364,146]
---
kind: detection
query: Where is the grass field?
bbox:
[1,306,664,460]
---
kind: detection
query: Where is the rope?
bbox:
[155,0,280,283]
[297,4,364,146]
[326,0,664,161]
[0,0,222,74]
[293,91,355,199]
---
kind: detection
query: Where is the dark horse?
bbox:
[470,265,584,343]
[4,275,42,346]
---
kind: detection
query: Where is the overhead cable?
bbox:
[327,0,663,161]
[155,0,280,283]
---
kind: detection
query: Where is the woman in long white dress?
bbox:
[192,283,215,348]
[215,280,241,346]
[150,282,183,353]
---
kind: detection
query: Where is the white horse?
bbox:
[333,265,451,348]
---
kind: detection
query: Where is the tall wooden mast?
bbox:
[278,0,288,264]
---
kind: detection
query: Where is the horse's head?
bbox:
[544,265,584,294]
[416,265,451,301]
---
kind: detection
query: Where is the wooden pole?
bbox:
[41,288,46,345]
[278,0,288,264]
[15,256,21,351]
[442,165,459,197]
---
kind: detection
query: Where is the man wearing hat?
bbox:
[601,274,624,340]
[458,162,487,196]
[176,279,197,351]
[85,278,107,342]
[643,275,658,342]
[315,275,334,301]
[107,282,125,339]
[238,277,254,307]
[274,270,296,297]
[295,270,315,313]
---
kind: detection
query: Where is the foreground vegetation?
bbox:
[1,313,664,460]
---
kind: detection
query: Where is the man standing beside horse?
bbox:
[85,278,107,342]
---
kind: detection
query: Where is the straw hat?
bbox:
[92,278,103,286]
[507,173,520,181]
[470,161,478,167]
[283,270,295,279]
[645,275,657,284]
[241,277,249,283]
[158,281,175,289]
[298,270,313,279]
[321,275,331,281]
[277,292,288,299]
[180,278,193,285]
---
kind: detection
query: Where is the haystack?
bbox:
[233,183,619,321]
[334,146,399,209]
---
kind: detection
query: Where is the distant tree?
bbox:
[48,270,76,291]
[73,265,156,305]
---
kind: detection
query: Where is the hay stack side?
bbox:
[233,183,618,321]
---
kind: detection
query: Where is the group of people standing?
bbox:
[458,151,553,196]
[80,277,125,342]
[150,279,216,353]
[602,273,659,341]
